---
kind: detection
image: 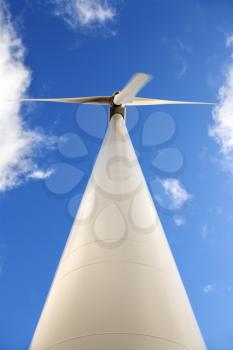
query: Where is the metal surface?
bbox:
[30,115,207,350]
[128,97,215,106]
[113,73,151,106]
[21,96,111,104]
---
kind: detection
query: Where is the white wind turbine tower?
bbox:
[25,74,213,350]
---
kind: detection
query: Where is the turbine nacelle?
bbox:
[109,91,125,120]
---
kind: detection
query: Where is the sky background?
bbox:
[0,0,233,349]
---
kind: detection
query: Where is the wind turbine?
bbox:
[27,73,211,350]
[22,73,213,118]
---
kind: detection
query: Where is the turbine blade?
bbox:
[21,96,111,104]
[113,73,152,106]
[127,97,215,106]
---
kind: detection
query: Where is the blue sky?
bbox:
[0,0,233,349]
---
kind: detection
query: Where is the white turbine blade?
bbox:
[114,73,152,106]
[21,96,111,104]
[128,97,215,106]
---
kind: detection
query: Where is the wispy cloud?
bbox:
[160,37,191,79]
[52,0,116,29]
[175,38,191,79]
[176,56,188,80]
[200,223,215,240]
[0,1,53,192]
[226,35,233,48]
[176,39,192,54]
[173,215,186,226]
[209,35,233,173]
[160,179,191,210]
[203,283,216,294]
[201,224,208,239]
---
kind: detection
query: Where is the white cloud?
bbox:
[203,283,216,294]
[52,0,115,29]
[173,215,185,226]
[209,35,233,172]
[160,179,192,210]
[226,35,233,48]
[0,2,52,192]
[28,169,54,180]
